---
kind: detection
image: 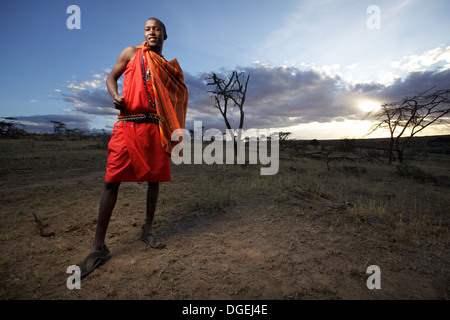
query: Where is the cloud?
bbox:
[390,46,450,74]
[81,79,102,89]
[185,63,361,131]
[242,64,347,123]
[15,114,91,133]
[185,60,450,132]
[49,46,450,136]
[352,68,450,103]
[13,70,117,133]
[60,70,118,117]
[62,89,116,116]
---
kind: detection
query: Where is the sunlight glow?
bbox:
[358,100,381,113]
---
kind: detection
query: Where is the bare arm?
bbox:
[106,46,138,110]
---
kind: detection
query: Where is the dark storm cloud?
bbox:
[378,68,450,102]
[241,65,349,126]
[60,70,118,117]
[185,64,450,131]
[62,89,115,116]
[50,64,450,133]
[350,68,450,104]
[16,114,90,133]
[184,64,358,131]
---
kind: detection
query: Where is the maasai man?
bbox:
[79,18,188,278]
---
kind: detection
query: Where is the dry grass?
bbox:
[0,136,448,299]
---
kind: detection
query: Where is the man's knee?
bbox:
[104,182,121,192]
[147,182,159,189]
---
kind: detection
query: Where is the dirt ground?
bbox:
[0,138,449,300]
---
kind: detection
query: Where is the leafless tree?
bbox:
[206,71,250,136]
[367,87,450,163]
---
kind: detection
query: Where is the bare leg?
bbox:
[143,182,159,231]
[90,182,121,253]
[79,182,120,276]
[141,182,165,248]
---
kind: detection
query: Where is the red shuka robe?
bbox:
[105,46,187,182]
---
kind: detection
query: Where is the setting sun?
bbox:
[358,100,381,113]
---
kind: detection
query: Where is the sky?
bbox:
[1,0,450,139]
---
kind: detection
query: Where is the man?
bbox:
[79,18,188,278]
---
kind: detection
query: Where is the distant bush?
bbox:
[396,164,431,182]
[338,138,356,152]
[427,147,450,155]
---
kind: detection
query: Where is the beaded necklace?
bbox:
[141,51,156,109]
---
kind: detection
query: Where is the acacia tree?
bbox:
[367,87,450,164]
[206,71,250,137]
[50,121,66,136]
[0,117,26,137]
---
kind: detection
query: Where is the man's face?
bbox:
[144,19,166,51]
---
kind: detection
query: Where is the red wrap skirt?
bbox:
[104,120,171,183]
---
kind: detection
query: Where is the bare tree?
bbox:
[206,71,250,135]
[367,87,450,163]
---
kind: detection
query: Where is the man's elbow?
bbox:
[106,73,114,84]
[106,73,117,87]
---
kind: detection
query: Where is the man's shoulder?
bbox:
[122,46,139,55]
[124,45,139,51]
[119,46,139,61]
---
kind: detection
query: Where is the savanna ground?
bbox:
[0,135,449,300]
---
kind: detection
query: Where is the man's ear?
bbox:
[164,34,168,40]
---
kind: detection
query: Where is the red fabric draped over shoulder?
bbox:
[104,45,187,182]
[138,42,189,155]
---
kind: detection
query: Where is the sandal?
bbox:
[79,244,111,279]
[140,230,166,249]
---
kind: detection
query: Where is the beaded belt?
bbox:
[118,112,163,124]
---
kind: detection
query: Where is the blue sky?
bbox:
[1,0,450,138]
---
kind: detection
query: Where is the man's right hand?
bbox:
[114,95,125,110]
[106,46,137,111]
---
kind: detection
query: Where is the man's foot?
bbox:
[79,244,111,279]
[140,230,166,249]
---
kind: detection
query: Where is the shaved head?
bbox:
[146,17,167,39]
